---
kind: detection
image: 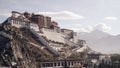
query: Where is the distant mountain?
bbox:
[78,30,112,40]
[77,30,120,54]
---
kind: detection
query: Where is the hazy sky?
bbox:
[0,0,120,35]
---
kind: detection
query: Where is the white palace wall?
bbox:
[39,28,65,43]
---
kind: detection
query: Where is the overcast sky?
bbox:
[0,0,120,35]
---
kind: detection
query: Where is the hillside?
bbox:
[0,23,57,67]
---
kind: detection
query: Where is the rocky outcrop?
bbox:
[0,23,55,68]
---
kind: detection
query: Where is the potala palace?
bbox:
[0,11,106,68]
[8,11,79,44]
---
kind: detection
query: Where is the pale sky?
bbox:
[0,0,120,35]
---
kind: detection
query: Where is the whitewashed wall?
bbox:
[30,23,39,31]
[10,20,27,28]
[40,28,65,43]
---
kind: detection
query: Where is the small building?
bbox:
[87,54,102,60]
[77,40,86,46]
[50,21,61,33]
[61,29,78,43]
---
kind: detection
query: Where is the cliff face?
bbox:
[0,24,54,68]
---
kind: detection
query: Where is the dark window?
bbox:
[58,62,60,66]
[42,63,45,67]
[68,62,70,66]
[54,63,56,66]
[62,62,64,66]
[71,62,73,65]
[50,63,53,67]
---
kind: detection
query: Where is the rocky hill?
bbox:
[0,11,95,68]
[0,22,89,68]
[0,23,58,68]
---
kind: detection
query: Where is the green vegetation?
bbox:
[68,52,86,58]
[97,54,120,68]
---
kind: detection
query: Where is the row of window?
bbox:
[11,20,38,27]
[11,20,26,25]
[41,61,82,67]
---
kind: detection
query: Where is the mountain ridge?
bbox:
[77,30,120,54]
